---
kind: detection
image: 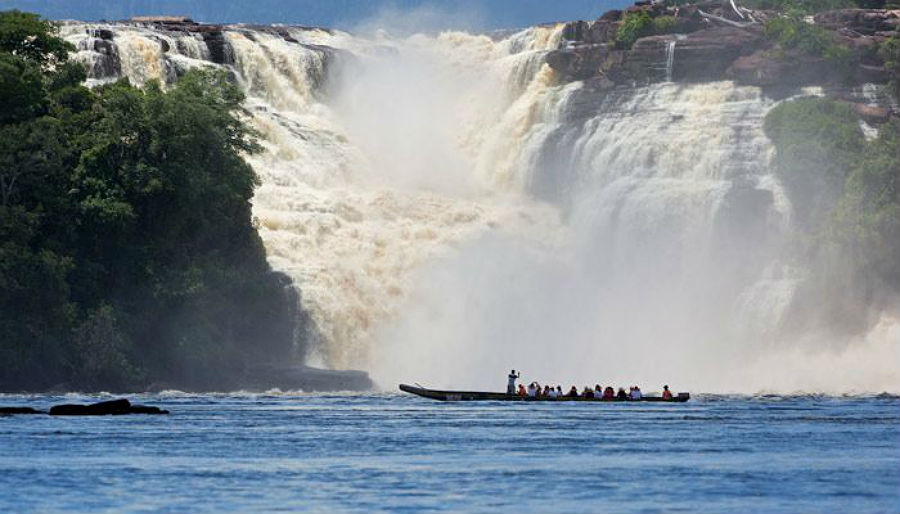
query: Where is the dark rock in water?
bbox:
[203,31,234,65]
[126,405,169,414]
[49,398,168,416]
[0,407,43,415]
[88,28,114,40]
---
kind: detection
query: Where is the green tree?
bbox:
[833,121,900,291]
[1,10,298,391]
[880,37,900,99]
[763,97,864,228]
[0,10,71,66]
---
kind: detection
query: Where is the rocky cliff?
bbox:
[546,1,898,120]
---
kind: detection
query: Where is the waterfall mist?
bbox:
[62,17,900,394]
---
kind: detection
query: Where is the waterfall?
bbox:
[665,39,676,83]
[62,20,899,393]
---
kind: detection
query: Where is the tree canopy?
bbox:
[0,10,297,392]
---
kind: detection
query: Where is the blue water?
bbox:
[1,393,898,513]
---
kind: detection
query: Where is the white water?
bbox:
[61,21,899,394]
[665,39,676,83]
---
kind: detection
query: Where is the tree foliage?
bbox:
[616,11,681,49]
[764,96,900,297]
[0,10,297,391]
[880,37,900,99]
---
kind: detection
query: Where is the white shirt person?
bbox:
[507,370,520,394]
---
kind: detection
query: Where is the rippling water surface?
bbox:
[1,393,898,513]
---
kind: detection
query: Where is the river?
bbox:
[1,393,898,513]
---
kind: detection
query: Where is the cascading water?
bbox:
[665,39,676,83]
[61,19,899,393]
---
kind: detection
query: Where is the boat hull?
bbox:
[399,384,690,402]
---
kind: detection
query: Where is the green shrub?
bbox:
[652,16,678,35]
[616,10,653,48]
[616,12,680,49]
[764,16,854,73]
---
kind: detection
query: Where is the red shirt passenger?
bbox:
[662,385,673,399]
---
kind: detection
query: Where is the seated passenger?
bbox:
[630,386,642,400]
[548,386,558,398]
[543,385,552,397]
[567,386,580,398]
[593,385,603,399]
[662,385,673,399]
[582,387,593,398]
[603,386,615,399]
[517,384,527,396]
[527,382,537,397]
[617,387,627,400]
[556,386,563,397]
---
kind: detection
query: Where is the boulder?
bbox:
[546,43,615,80]
[0,407,42,415]
[49,398,168,416]
[562,19,618,44]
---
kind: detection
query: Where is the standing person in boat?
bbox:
[662,385,673,399]
[617,387,628,400]
[507,370,520,395]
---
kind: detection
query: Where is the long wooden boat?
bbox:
[399,384,690,402]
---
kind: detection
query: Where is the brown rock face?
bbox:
[850,102,892,123]
[546,5,895,93]
[546,44,614,81]
[623,25,764,83]
[726,50,840,87]
[669,25,765,82]
[727,51,788,86]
